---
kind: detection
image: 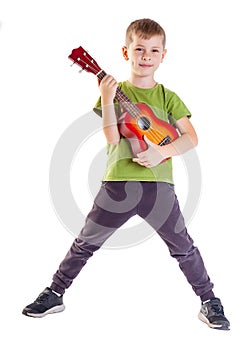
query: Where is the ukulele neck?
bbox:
[97,70,139,118]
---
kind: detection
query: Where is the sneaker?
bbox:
[198,297,230,330]
[22,287,65,318]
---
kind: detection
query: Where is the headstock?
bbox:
[68,46,101,75]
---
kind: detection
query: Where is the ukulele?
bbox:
[68,46,179,161]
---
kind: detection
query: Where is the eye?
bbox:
[152,49,159,53]
[135,47,143,52]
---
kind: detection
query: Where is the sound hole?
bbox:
[137,116,151,130]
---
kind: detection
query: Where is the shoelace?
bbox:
[210,302,224,315]
[36,292,50,304]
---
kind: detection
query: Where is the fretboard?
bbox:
[97,70,139,118]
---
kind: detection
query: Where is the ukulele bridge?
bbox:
[158,136,172,146]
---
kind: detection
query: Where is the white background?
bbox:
[1,0,251,348]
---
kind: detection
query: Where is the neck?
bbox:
[128,75,157,88]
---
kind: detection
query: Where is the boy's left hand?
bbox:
[132,136,166,168]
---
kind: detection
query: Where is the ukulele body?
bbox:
[118,102,179,158]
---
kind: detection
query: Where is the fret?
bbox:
[96,69,106,80]
[96,70,140,119]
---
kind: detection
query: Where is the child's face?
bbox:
[122,34,166,78]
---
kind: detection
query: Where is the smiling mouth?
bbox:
[139,64,153,68]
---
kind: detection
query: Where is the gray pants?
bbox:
[51,181,214,299]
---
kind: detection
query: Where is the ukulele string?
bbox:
[77,55,169,144]
[115,89,166,144]
[97,71,165,142]
[76,57,143,123]
[98,69,164,143]
[116,90,167,144]
[77,55,162,141]
[76,56,101,74]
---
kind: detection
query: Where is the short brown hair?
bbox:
[125,18,166,48]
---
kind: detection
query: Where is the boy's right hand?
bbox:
[99,75,118,104]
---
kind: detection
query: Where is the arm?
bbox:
[133,116,198,167]
[162,116,198,156]
[99,75,120,144]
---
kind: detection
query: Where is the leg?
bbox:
[51,182,138,294]
[138,182,214,299]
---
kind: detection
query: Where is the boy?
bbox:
[22,18,230,330]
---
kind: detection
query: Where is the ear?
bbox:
[122,46,129,61]
[161,49,167,62]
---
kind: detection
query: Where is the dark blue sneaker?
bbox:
[22,287,65,318]
[198,298,230,330]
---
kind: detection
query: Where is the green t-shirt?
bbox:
[93,80,191,184]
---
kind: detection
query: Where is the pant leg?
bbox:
[138,182,214,298]
[51,182,138,294]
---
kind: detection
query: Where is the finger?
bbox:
[101,75,116,86]
[106,75,117,85]
[132,158,145,166]
[132,158,143,164]
[136,153,147,160]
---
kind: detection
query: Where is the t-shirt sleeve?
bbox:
[93,96,121,118]
[167,92,191,122]
[93,96,102,117]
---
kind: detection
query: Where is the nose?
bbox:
[142,53,151,61]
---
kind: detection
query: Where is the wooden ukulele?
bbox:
[68,46,179,160]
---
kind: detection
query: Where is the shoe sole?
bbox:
[23,304,65,318]
[198,312,230,330]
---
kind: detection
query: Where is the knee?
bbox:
[170,244,197,262]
